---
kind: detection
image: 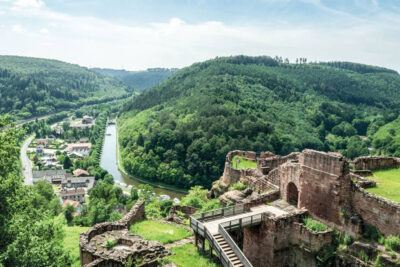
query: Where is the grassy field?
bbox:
[167,243,220,267]
[231,155,257,170]
[130,220,191,244]
[64,226,90,267]
[367,168,400,202]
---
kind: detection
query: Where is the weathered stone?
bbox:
[80,201,170,267]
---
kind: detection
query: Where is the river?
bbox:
[100,124,185,200]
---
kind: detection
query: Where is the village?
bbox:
[27,115,98,214]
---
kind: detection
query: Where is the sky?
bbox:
[0,0,399,71]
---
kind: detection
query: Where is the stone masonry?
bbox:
[80,201,170,267]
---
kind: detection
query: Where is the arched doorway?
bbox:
[287,182,299,207]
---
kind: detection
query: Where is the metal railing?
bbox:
[190,205,265,267]
[218,224,253,267]
[219,213,264,231]
[191,204,249,222]
[190,216,234,267]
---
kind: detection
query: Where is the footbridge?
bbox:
[190,204,287,267]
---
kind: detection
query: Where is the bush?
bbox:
[359,250,369,262]
[303,217,329,232]
[105,238,117,249]
[385,236,400,252]
[363,225,383,243]
[343,234,353,245]
[232,183,247,191]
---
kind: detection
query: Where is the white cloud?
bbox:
[39,27,48,34]
[11,24,23,32]
[15,0,44,8]
[0,3,399,72]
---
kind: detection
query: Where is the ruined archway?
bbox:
[287,182,299,207]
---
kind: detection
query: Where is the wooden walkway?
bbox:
[190,203,289,267]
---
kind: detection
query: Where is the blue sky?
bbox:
[0,0,399,71]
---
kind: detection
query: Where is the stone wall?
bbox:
[298,150,354,231]
[352,183,400,236]
[242,211,334,267]
[243,189,280,209]
[352,156,400,171]
[265,167,280,187]
[170,205,199,218]
[349,173,376,189]
[80,201,162,267]
[257,152,300,175]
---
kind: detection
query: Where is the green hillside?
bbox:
[0,56,129,119]
[118,55,400,189]
[92,67,178,92]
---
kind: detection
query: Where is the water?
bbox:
[100,124,185,199]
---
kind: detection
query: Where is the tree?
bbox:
[64,204,75,225]
[0,116,70,266]
[63,155,73,169]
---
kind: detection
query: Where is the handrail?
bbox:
[191,204,249,222]
[219,224,253,267]
[191,215,246,267]
[219,213,264,231]
[189,205,267,267]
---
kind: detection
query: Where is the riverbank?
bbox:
[115,119,188,195]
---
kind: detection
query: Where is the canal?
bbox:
[100,124,185,199]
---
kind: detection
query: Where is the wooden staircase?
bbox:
[213,233,244,267]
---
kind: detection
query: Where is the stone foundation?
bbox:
[80,201,169,267]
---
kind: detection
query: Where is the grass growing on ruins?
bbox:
[303,217,329,232]
[367,169,400,202]
[130,219,191,244]
[231,155,257,170]
[167,243,220,267]
[64,226,90,267]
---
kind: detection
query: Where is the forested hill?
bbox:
[0,56,129,119]
[118,55,400,189]
[92,67,178,92]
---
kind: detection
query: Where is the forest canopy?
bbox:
[118,55,400,189]
[0,56,129,119]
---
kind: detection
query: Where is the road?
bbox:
[21,135,34,185]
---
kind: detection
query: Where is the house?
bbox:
[68,152,84,159]
[79,137,89,143]
[62,199,82,216]
[67,143,92,156]
[61,176,95,190]
[60,188,85,203]
[33,170,67,184]
[48,135,56,141]
[36,139,48,147]
[73,168,90,177]
[36,146,44,156]
[82,116,94,124]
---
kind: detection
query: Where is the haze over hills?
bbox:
[0,56,130,119]
[118,55,400,189]
[92,67,178,92]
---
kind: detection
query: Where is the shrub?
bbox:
[389,251,397,259]
[343,234,353,245]
[105,238,117,249]
[385,235,400,252]
[232,183,246,191]
[359,250,369,262]
[303,217,329,232]
[363,225,383,243]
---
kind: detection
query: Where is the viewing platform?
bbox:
[190,202,291,267]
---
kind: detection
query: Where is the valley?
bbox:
[2,55,400,267]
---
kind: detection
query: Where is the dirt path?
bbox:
[165,236,194,249]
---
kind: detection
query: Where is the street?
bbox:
[21,135,34,185]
